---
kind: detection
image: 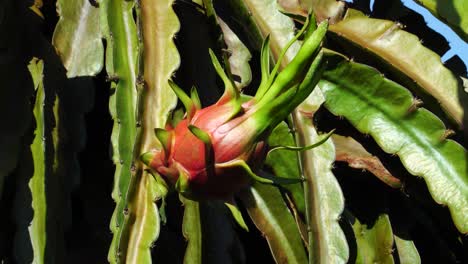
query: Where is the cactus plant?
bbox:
[0,0,467,263]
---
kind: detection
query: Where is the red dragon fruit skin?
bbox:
[142,20,328,201]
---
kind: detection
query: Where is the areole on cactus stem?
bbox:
[141,16,330,205]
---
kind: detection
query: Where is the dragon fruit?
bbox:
[142,19,328,201]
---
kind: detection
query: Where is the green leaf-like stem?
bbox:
[321,52,468,233]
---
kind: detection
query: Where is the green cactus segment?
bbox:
[320,52,468,233]
[239,183,308,264]
[224,202,249,231]
[265,122,305,215]
[296,0,345,23]
[181,197,203,264]
[394,235,421,264]
[232,2,349,262]
[329,9,467,127]
[102,0,139,262]
[52,0,103,77]
[218,18,252,90]
[351,214,395,264]
[414,0,468,41]
[115,0,180,262]
[293,91,349,264]
[27,58,61,264]
[28,58,47,264]
[240,0,302,65]
[332,134,402,188]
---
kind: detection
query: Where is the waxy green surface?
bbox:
[321,52,468,233]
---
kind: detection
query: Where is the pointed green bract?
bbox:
[188,125,212,146]
[169,80,196,119]
[208,49,238,102]
[259,35,271,88]
[140,152,154,167]
[190,86,202,110]
[225,203,249,231]
[208,49,242,119]
[217,160,302,185]
[255,21,327,108]
[254,15,311,101]
[268,129,334,155]
[280,51,326,116]
[176,169,192,196]
[320,51,468,233]
[154,128,172,157]
[252,52,326,135]
[188,125,215,176]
